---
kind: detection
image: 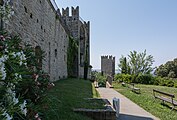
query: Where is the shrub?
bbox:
[166,80,174,87]
[153,77,160,85]
[174,81,177,88]
[0,31,49,119]
[114,74,132,83]
[95,72,107,87]
[136,74,154,84]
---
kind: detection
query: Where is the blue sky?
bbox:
[55,0,177,69]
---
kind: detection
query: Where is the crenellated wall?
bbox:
[62,6,90,78]
[5,0,69,81]
[3,0,90,81]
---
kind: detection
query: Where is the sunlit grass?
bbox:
[113,82,177,120]
[35,78,102,120]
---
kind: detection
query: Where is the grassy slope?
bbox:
[36,78,101,120]
[113,82,177,120]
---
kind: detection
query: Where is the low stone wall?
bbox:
[73,98,116,120]
[73,108,116,120]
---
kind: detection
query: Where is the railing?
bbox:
[50,0,59,11]
[79,16,85,24]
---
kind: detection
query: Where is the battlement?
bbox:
[101,55,115,60]
[72,6,79,16]
[62,6,79,17]
[62,7,69,16]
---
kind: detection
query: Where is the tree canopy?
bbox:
[155,58,177,78]
[118,50,154,75]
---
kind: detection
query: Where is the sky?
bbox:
[55,0,177,69]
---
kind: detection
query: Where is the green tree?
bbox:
[128,50,154,75]
[118,56,130,74]
[155,58,177,78]
[155,64,168,77]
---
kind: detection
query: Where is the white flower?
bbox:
[19,61,23,66]
[15,51,27,66]
[5,49,8,53]
[19,75,22,79]
[13,97,19,105]
[11,11,14,15]
[2,111,13,120]
[14,73,22,80]
[11,52,16,58]
[51,83,55,86]
[0,55,8,63]
[20,100,27,116]
[15,73,18,77]
[6,87,19,105]
[23,108,27,116]
[0,63,6,80]
[35,113,39,118]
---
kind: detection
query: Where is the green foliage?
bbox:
[128,50,154,75]
[136,74,154,84]
[114,74,132,83]
[95,72,107,87]
[0,30,49,119]
[115,72,177,88]
[118,56,130,74]
[155,58,177,78]
[155,65,168,77]
[67,36,78,77]
[118,50,154,76]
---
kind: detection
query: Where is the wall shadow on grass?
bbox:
[119,114,155,120]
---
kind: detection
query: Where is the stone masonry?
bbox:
[101,55,115,77]
[3,0,90,81]
[62,6,90,78]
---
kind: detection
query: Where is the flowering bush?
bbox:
[0,1,51,119]
[0,31,50,119]
[0,31,28,119]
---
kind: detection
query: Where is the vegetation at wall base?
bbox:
[35,78,103,120]
[113,82,177,120]
[0,30,50,119]
[67,36,78,77]
[91,71,107,87]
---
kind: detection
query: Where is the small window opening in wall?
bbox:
[74,18,76,20]
[55,49,57,57]
[30,13,33,18]
[41,25,43,30]
[40,1,41,3]
[37,19,39,23]
[44,29,46,33]
[20,22,22,25]
[24,6,27,13]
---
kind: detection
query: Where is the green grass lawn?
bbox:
[113,82,177,120]
[35,78,102,120]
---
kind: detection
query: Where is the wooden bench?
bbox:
[153,89,177,109]
[130,83,140,93]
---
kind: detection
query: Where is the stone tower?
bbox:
[101,55,115,77]
[62,6,90,78]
